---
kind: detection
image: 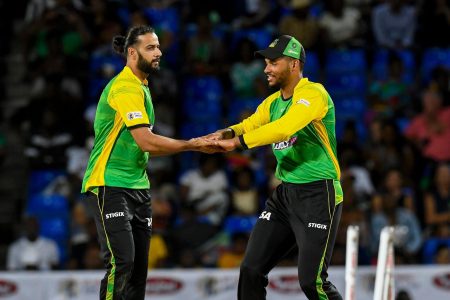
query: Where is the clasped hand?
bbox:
[189,129,240,153]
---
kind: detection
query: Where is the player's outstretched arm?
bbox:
[130,127,223,156]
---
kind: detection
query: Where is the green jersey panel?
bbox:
[82,67,155,192]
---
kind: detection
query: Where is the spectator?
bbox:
[319,0,362,47]
[217,232,249,268]
[366,119,416,188]
[148,234,169,269]
[369,52,412,118]
[278,0,320,50]
[230,38,266,99]
[7,216,60,270]
[230,166,259,215]
[424,163,450,238]
[24,108,73,170]
[434,244,450,264]
[372,0,416,50]
[404,91,450,162]
[231,0,273,29]
[184,14,225,76]
[180,154,229,225]
[371,193,422,263]
[372,168,415,213]
[426,66,450,107]
[67,203,99,269]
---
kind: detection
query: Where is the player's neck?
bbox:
[127,63,149,83]
[280,74,302,99]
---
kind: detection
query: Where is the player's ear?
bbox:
[291,59,297,72]
[127,47,136,60]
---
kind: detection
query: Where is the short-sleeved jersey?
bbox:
[82,66,155,192]
[229,78,342,202]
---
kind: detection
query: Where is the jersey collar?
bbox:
[295,77,309,89]
[123,66,149,86]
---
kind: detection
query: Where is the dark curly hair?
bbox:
[112,25,155,56]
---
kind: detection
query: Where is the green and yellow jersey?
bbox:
[82,66,155,192]
[229,78,342,200]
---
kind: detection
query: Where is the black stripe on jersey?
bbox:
[128,124,150,130]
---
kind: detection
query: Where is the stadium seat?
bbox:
[422,238,450,264]
[28,170,66,196]
[421,48,450,82]
[143,7,180,33]
[26,194,69,218]
[325,49,366,75]
[303,51,321,81]
[327,73,367,99]
[372,49,416,83]
[223,216,257,234]
[183,77,223,121]
[180,122,221,139]
[231,28,274,51]
[184,77,223,101]
[39,217,69,241]
[227,98,260,124]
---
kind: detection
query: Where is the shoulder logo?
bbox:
[127,111,143,120]
[296,99,310,106]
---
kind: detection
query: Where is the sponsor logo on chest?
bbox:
[273,136,298,150]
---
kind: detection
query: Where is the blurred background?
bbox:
[0,0,448,274]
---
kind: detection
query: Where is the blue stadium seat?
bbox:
[224,216,257,234]
[184,77,223,102]
[89,53,124,75]
[231,28,273,51]
[228,98,260,124]
[28,170,66,196]
[334,97,367,120]
[180,122,221,139]
[26,194,69,218]
[422,238,450,264]
[372,49,416,83]
[183,77,223,120]
[421,48,450,82]
[327,74,367,99]
[303,51,320,81]
[325,49,366,75]
[39,217,69,241]
[334,97,368,140]
[143,7,180,33]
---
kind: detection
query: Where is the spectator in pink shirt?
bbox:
[404,91,450,162]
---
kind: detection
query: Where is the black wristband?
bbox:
[239,135,248,149]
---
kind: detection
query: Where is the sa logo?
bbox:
[259,211,271,221]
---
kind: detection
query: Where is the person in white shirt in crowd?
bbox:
[7,216,59,270]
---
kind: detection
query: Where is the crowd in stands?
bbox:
[0,0,449,271]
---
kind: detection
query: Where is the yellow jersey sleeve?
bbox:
[109,82,150,128]
[242,87,328,149]
[228,92,279,136]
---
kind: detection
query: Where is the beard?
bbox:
[268,67,290,89]
[137,51,160,74]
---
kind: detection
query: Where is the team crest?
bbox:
[269,39,279,47]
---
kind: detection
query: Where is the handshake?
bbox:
[188,128,239,154]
